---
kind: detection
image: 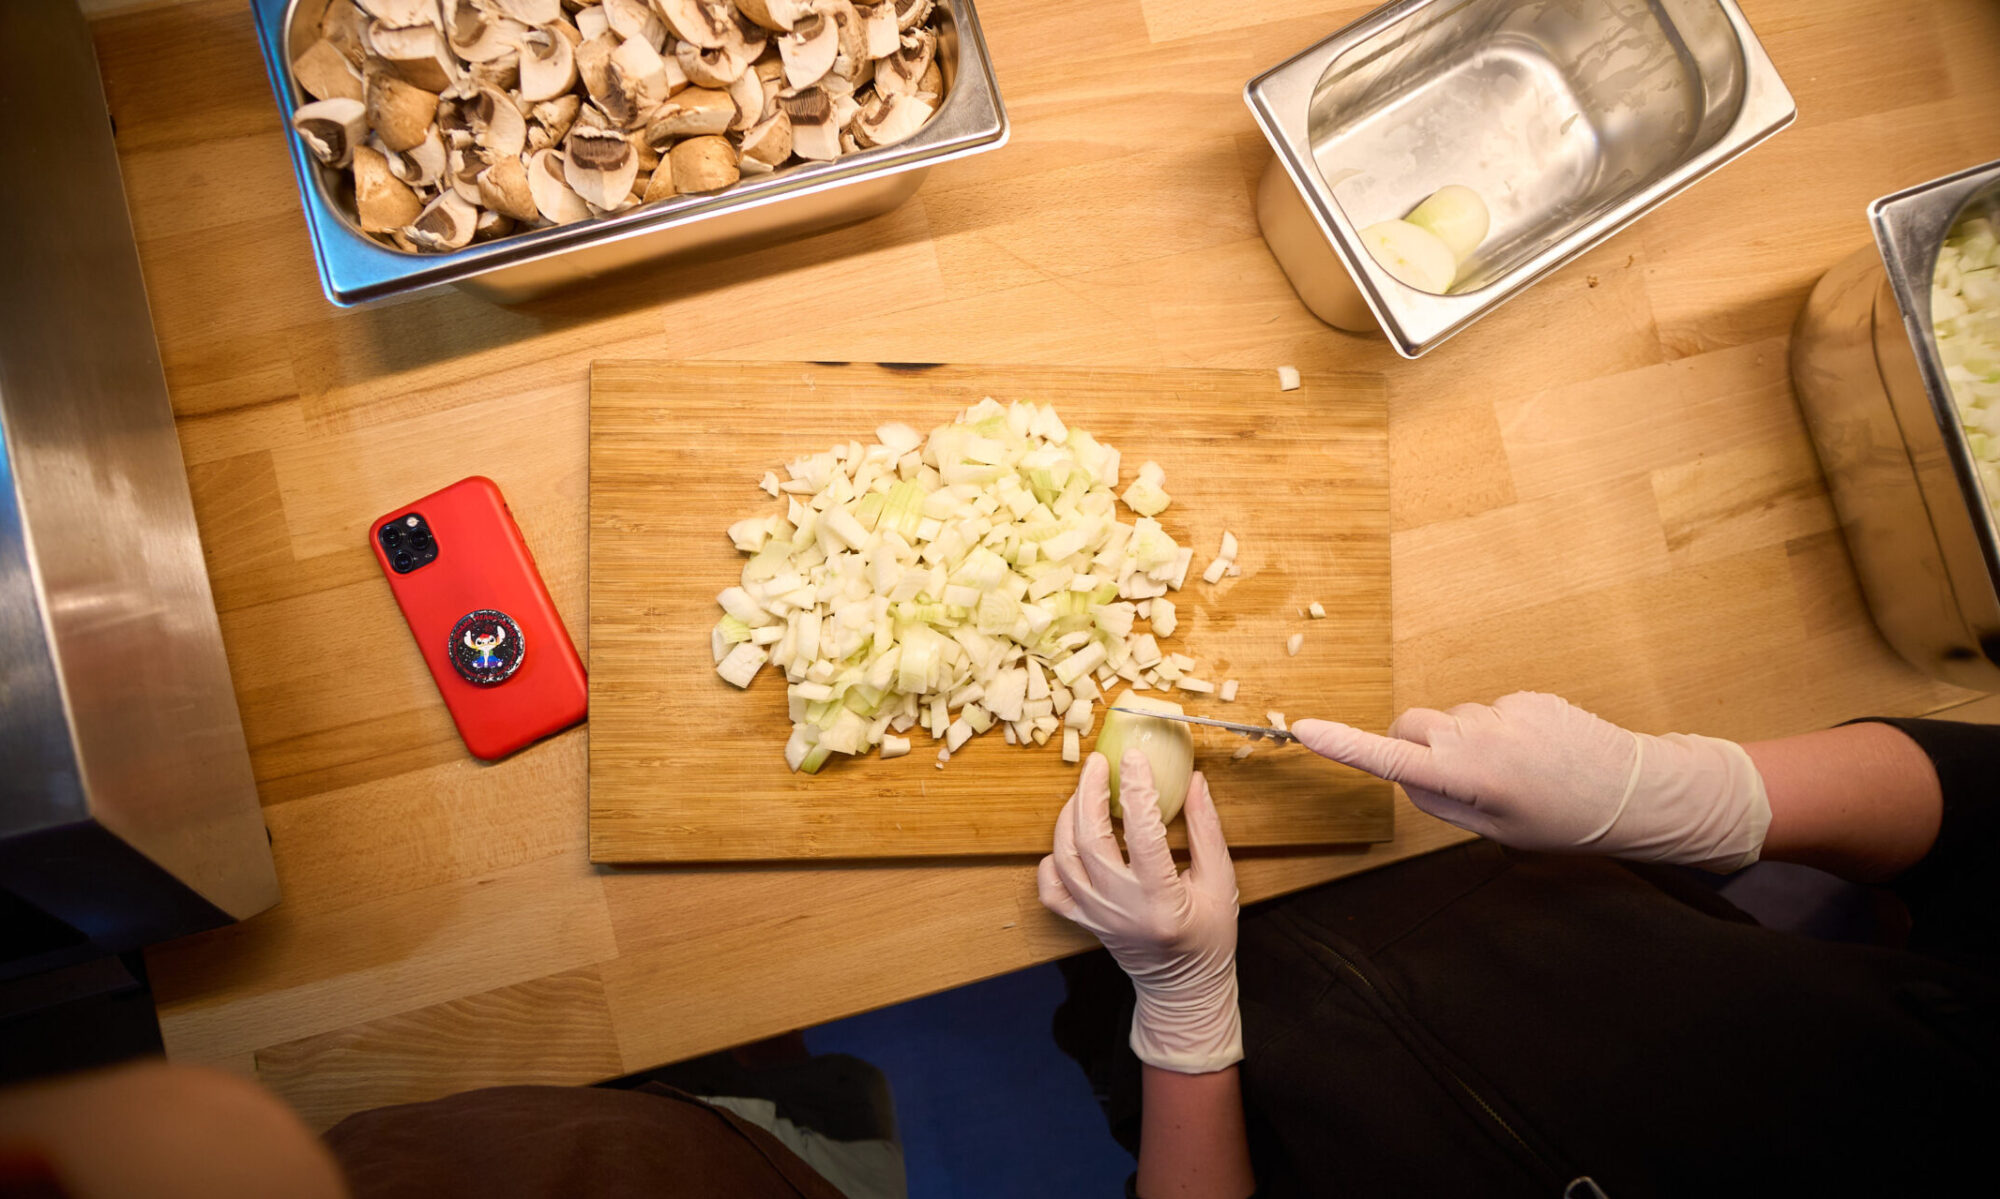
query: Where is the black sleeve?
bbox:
[1851,718,2000,968]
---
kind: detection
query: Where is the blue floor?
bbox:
[805,961,1134,1198]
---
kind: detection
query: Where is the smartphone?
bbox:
[370,476,586,761]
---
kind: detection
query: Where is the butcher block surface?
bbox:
[588,361,1393,862]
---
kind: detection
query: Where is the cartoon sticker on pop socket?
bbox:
[449,609,524,687]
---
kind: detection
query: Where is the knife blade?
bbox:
[1106,708,1300,745]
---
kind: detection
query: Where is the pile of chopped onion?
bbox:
[713,399,1222,773]
[1935,213,2000,513]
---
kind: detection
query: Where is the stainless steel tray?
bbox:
[1792,161,2000,690]
[253,0,1008,306]
[1246,0,1795,357]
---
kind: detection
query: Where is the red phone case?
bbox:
[370,477,586,761]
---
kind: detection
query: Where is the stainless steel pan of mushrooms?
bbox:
[286,0,953,255]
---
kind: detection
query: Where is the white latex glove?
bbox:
[1038,749,1243,1075]
[1294,691,1772,873]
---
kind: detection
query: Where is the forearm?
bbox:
[1135,1064,1255,1199]
[1744,721,1942,883]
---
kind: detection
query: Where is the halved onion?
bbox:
[1405,184,1491,265]
[1359,219,1458,294]
[1095,689,1194,824]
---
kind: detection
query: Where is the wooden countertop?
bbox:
[99,0,1998,1130]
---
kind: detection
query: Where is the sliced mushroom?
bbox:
[356,0,442,25]
[573,100,618,133]
[478,155,542,220]
[294,38,364,102]
[916,58,942,103]
[739,109,792,166]
[562,126,640,207]
[446,143,487,203]
[475,207,515,241]
[726,69,765,130]
[574,31,617,106]
[643,86,734,141]
[669,134,739,192]
[855,2,898,58]
[367,21,460,91]
[891,0,931,31]
[527,147,592,222]
[778,4,839,89]
[524,93,583,150]
[353,144,423,232]
[320,0,371,66]
[600,34,673,127]
[852,90,929,148]
[384,123,449,187]
[491,0,561,22]
[517,25,578,100]
[873,27,933,97]
[827,82,861,130]
[778,85,838,159]
[736,0,810,33]
[292,97,369,167]
[652,0,733,49]
[574,3,610,39]
[445,0,527,61]
[602,0,667,50]
[406,191,479,250]
[471,51,521,91]
[642,162,677,202]
[826,1,870,84]
[670,45,743,91]
[365,69,440,151]
[440,82,529,157]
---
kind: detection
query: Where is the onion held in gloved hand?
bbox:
[1095,690,1195,823]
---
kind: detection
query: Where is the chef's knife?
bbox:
[1106,707,1300,745]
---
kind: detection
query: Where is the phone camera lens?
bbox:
[392,551,414,571]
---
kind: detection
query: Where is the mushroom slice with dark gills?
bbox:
[562,126,640,208]
[292,97,368,167]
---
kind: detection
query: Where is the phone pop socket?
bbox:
[450,609,524,686]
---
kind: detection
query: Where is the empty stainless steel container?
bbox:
[254,0,1008,306]
[1791,161,2000,692]
[1245,0,1796,357]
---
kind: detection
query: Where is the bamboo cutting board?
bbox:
[588,362,1392,862]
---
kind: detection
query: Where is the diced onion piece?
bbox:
[1152,598,1177,638]
[1202,557,1231,585]
[1277,366,1301,392]
[881,735,911,759]
[1266,711,1288,733]
[1177,677,1214,693]
[1093,689,1194,823]
[1307,602,1326,619]
[945,718,974,752]
[1219,679,1238,702]
[1231,742,1255,761]
[716,643,769,689]
[1286,633,1304,657]
[1062,727,1081,763]
[1219,532,1238,560]
[760,471,781,497]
